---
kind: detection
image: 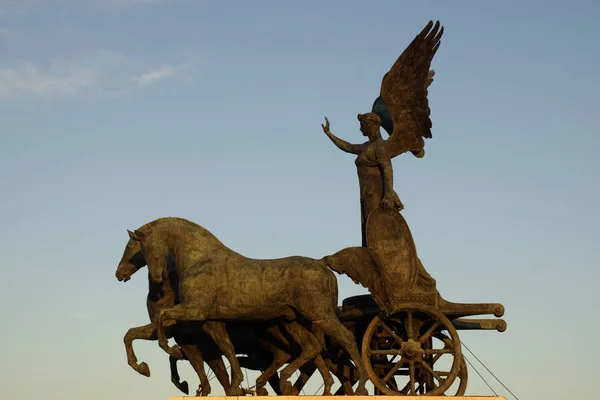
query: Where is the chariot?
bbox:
[294,208,506,396]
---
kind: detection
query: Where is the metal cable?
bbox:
[313,380,324,396]
[463,353,498,396]
[461,340,520,400]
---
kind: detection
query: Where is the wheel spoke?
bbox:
[378,320,404,345]
[400,381,410,394]
[382,359,406,383]
[424,348,453,355]
[409,361,416,395]
[419,321,440,344]
[369,349,402,356]
[407,311,414,339]
[418,359,444,384]
[432,343,452,364]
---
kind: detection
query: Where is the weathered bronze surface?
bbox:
[115,20,506,396]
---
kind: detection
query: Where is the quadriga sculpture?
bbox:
[125,217,370,396]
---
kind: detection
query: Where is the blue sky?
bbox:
[1,1,599,399]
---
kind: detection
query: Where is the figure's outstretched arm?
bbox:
[321,117,363,155]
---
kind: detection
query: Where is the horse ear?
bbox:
[127,229,143,241]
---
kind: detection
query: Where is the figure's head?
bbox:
[357,113,382,138]
[126,228,167,284]
[115,236,146,282]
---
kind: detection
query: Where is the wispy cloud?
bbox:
[0,52,193,101]
[0,62,95,100]
[134,64,187,86]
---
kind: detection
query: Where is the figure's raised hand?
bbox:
[321,117,330,134]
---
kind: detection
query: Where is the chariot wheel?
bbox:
[361,304,462,396]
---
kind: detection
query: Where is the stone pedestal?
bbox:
[169,397,506,400]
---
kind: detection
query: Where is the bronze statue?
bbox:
[115,20,508,396]
[322,20,443,246]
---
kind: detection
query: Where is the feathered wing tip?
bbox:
[375,21,444,156]
[427,70,435,87]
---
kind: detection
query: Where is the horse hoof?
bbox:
[355,387,368,396]
[138,362,151,377]
[280,381,298,396]
[196,385,211,396]
[225,387,244,396]
[179,381,189,395]
[256,387,268,396]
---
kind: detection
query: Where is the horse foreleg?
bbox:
[206,357,232,394]
[314,355,334,395]
[278,322,323,395]
[293,361,316,394]
[254,346,289,396]
[169,355,190,395]
[123,323,155,377]
[155,304,206,359]
[268,372,282,395]
[179,344,211,396]
[202,322,245,396]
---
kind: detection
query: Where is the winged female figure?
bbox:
[322,21,443,247]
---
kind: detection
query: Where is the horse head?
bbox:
[126,228,169,284]
[116,234,146,282]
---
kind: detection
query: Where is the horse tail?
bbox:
[319,257,339,309]
[319,253,361,286]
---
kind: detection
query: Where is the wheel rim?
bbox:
[361,304,462,396]
[432,332,468,396]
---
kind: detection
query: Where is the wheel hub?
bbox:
[401,339,423,361]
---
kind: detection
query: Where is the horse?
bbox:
[116,235,335,396]
[126,216,369,395]
[115,239,231,395]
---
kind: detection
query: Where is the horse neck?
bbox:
[168,229,226,274]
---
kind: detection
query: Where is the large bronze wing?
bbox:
[372,21,443,158]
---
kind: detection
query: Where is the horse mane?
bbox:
[136,217,230,254]
[137,216,197,232]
